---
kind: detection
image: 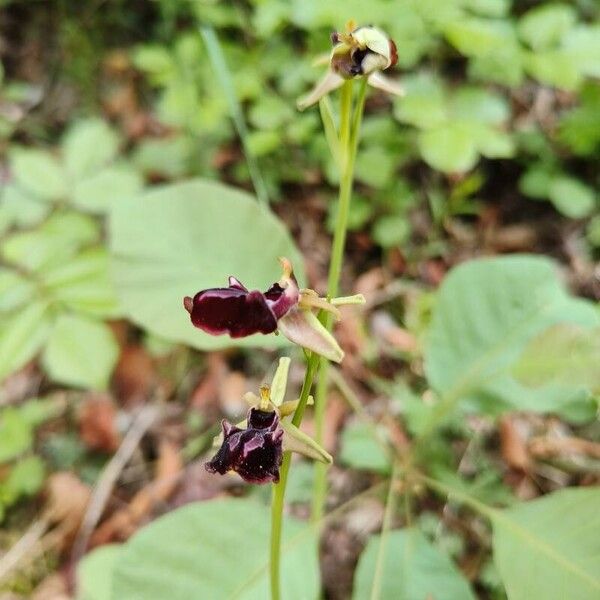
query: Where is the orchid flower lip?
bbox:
[184,260,300,338]
[205,407,284,484]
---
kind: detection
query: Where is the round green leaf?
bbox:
[418,123,478,173]
[62,119,121,181]
[493,487,600,600]
[109,179,304,351]
[42,314,119,390]
[11,148,67,201]
[111,498,318,600]
[353,528,476,599]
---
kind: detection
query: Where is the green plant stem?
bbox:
[312,77,368,524]
[269,76,368,600]
[270,353,319,600]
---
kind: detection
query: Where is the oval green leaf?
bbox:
[109,179,304,350]
[111,498,318,600]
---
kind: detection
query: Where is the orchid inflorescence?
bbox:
[184,259,363,482]
[185,22,394,487]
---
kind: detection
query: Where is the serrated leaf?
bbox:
[424,255,600,417]
[111,498,318,600]
[493,487,600,600]
[0,301,51,382]
[42,314,119,390]
[0,269,35,313]
[353,528,476,600]
[1,211,99,271]
[62,119,120,180]
[11,148,67,201]
[42,248,121,318]
[109,179,304,351]
[1,183,50,227]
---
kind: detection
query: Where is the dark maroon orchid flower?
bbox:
[206,407,283,484]
[183,260,299,339]
[184,258,359,362]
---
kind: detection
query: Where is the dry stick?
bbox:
[0,520,48,583]
[70,404,161,565]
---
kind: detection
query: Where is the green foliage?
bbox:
[424,255,599,418]
[492,487,600,600]
[0,117,141,386]
[78,544,121,600]
[109,178,304,351]
[339,421,391,474]
[513,324,600,392]
[0,398,60,520]
[107,498,318,600]
[395,74,514,173]
[353,527,476,599]
[0,211,121,387]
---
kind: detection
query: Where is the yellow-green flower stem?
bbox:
[312,78,368,524]
[269,78,368,600]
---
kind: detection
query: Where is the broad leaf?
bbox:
[424,255,600,417]
[493,487,600,600]
[109,179,304,350]
[78,545,122,600]
[339,422,391,474]
[353,528,476,600]
[512,325,600,392]
[42,314,119,390]
[111,498,318,600]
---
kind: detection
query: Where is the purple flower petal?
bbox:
[205,408,283,484]
[184,272,299,339]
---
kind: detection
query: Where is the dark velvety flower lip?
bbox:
[205,408,283,484]
[184,268,299,338]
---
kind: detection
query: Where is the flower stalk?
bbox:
[269,76,369,596]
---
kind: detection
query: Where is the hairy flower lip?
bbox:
[183,270,299,338]
[205,407,283,484]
